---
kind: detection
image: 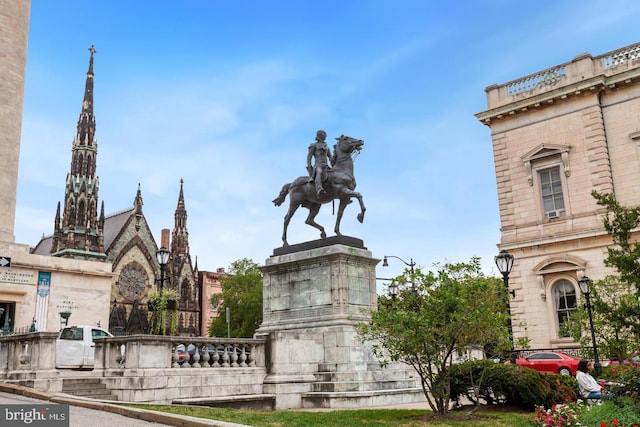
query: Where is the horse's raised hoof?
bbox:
[357,213,365,223]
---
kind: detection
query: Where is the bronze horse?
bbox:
[273,135,366,246]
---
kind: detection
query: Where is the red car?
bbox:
[515,351,581,376]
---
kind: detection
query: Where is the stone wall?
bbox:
[0,242,113,332]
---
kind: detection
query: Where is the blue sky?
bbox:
[16,1,640,292]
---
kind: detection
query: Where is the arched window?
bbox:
[77,200,86,227]
[554,280,577,336]
[181,279,190,302]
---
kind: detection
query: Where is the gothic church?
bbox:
[32,47,199,336]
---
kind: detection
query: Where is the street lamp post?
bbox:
[578,276,602,376]
[382,255,415,274]
[383,255,416,291]
[495,250,515,360]
[156,246,170,293]
[57,300,75,330]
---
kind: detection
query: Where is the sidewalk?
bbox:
[0,382,247,427]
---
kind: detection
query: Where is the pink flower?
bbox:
[601,423,608,427]
[611,420,618,426]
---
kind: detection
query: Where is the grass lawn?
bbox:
[128,404,534,427]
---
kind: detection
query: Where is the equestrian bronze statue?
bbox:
[273,133,366,246]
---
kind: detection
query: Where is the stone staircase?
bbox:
[301,364,426,409]
[61,378,118,401]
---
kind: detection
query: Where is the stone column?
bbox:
[0,0,31,243]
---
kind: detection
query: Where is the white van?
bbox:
[55,325,112,369]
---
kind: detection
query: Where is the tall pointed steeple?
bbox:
[171,178,189,256]
[50,46,106,260]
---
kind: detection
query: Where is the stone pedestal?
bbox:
[259,237,377,332]
[257,238,424,409]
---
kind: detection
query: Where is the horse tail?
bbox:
[272,183,291,206]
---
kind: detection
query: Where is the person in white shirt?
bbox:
[576,359,602,399]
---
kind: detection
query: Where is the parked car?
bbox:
[175,343,195,363]
[55,325,113,369]
[515,351,581,376]
[607,358,640,368]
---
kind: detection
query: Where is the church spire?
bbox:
[74,45,96,154]
[171,178,189,256]
[51,46,105,261]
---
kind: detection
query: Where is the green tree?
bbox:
[560,191,640,360]
[592,190,640,291]
[356,257,511,415]
[208,258,263,338]
[562,275,639,361]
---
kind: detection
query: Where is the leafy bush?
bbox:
[577,398,640,426]
[446,359,578,410]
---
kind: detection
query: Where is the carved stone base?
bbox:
[257,242,423,409]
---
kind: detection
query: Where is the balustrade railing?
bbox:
[172,341,258,368]
[97,335,265,370]
[514,347,582,359]
[599,42,640,69]
[506,66,567,96]
[481,42,640,109]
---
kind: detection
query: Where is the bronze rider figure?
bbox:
[306,130,332,197]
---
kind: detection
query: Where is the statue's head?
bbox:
[316,130,327,140]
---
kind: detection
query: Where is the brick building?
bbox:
[198,268,226,336]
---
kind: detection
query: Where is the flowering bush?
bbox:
[597,421,638,427]
[531,401,585,426]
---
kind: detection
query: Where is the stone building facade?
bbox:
[476,42,640,350]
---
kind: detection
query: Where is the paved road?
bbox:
[0,391,171,427]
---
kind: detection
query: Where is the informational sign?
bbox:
[0,268,36,285]
[0,256,11,267]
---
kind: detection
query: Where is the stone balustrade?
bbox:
[478,41,640,115]
[0,332,58,377]
[506,66,567,96]
[600,43,640,69]
[95,335,264,370]
[0,332,267,397]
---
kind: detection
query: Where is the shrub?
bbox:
[446,359,579,410]
[577,398,640,426]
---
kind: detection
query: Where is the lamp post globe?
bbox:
[156,246,170,292]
